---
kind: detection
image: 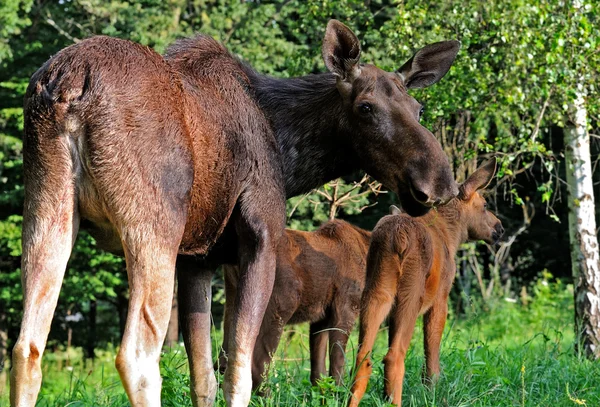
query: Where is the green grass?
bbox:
[2,279,599,406]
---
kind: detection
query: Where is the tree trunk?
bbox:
[0,310,7,394]
[86,300,97,359]
[165,279,179,348]
[564,90,600,359]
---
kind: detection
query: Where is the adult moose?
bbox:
[11,20,459,407]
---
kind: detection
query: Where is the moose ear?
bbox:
[397,40,460,89]
[322,20,361,81]
[459,158,497,199]
[389,205,403,215]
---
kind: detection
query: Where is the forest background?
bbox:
[1,0,599,405]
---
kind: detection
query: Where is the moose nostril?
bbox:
[410,187,431,205]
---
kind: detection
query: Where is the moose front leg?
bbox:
[177,257,217,406]
[216,265,239,375]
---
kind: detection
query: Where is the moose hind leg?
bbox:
[223,188,284,407]
[115,234,180,406]
[11,126,80,406]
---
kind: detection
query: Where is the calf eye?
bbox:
[358,103,372,115]
[419,105,425,119]
[484,202,488,210]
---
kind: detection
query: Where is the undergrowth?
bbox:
[1,276,598,406]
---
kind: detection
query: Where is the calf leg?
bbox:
[251,306,287,391]
[329,306,358,385]
[382,256,427,406]
[10,155,79,406]
[115,236,179,406]
[348,272,397,407]
[422,297,448,384]
[309,319,329,385]
[383,294,422,406]
[177,257,217,406]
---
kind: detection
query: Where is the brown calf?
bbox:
[12,20,460,407]
[218,220,371,390]
[349,160,504,406]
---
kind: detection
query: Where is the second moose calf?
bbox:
[349,160,504,406]
[219,219,371,390]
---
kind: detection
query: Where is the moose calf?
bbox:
[218,219,371,390]
[349,160,504,406]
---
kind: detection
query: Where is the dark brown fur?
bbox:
[12,20,461,407]
[218,220,371,389]
[349,161,504,407]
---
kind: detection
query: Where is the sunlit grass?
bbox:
[2,279,599,406]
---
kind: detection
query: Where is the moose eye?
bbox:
[419,105,425,119]
[358,103,372,115]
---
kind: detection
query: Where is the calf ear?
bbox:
[322,20,361,81]
[397,40,460,89]
[389,205,403,215]
[459,158,497,199]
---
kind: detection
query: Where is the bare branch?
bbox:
[531,89,553,143]
[46,12,81,44]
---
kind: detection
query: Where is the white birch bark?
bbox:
[564,90,600,358]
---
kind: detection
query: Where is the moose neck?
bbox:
[244,69,358,197]
[425,201,468,253]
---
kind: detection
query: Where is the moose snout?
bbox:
[492,223,505,243]
[409,180,459,207]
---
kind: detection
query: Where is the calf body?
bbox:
[218,220,371,389]
[349,161,504,406]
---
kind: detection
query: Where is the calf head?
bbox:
[458,159,504,243]
[323,20,460,216]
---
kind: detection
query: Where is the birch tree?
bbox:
[561,0,600,358]
[565,89,600,358]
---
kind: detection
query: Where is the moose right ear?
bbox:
[322,20,361,81]
[389,205,403,215]
[397,40,460,89]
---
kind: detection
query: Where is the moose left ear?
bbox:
[322,19,361,81]
[459,158,497,199]
[397,40,460,89]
